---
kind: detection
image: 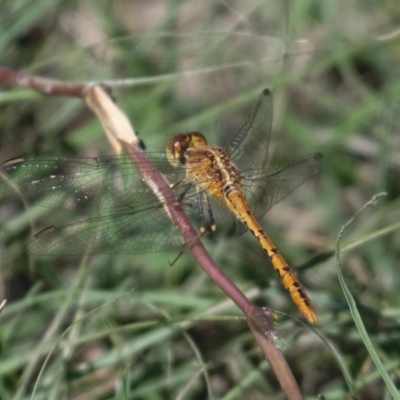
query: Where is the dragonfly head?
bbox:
[166,131,208,167]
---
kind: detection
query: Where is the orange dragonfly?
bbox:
[0,89,321,323]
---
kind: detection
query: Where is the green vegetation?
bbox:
[0,1,400,398]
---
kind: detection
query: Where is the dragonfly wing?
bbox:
[1,154,205,256]
[0,154,184,212]
[26,203,201,256]
[225,88,272,173]
[206,196,244,236]
[242,154,322,220]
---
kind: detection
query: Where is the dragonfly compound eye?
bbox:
[166,132,208,167]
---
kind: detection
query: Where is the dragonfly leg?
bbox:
[169,190,211,266]
[170,176,191,191]
[169,230,206,266]
[197,189,206,234]
[205,194,217,232]
[198,189,217,235]
[174,182,192,204]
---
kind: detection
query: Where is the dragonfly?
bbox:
[0,88,321,323]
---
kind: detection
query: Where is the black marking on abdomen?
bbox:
[276,265,291,276]
[223,185,235,197]
[300,292,309,300]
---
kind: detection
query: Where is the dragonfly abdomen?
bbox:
[224,188,317,324]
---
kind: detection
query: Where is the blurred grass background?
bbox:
[0,1,400,399]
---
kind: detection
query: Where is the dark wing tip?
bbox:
[2,157,25,166]
[262,88,271,96]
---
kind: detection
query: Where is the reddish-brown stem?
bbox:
[0,66,111,97]
[0,66,84,97]
[248,308,304,400]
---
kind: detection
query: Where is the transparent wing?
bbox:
[225,88,272,174]
[26,206,192,256]
[242,154,322,222]
[0,154,185,212]
[0,153,322,255]
[191,154,322,237]
[0,154,203,255]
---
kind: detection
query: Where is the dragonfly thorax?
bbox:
[166,131,241,198]
[185,147,242,199]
